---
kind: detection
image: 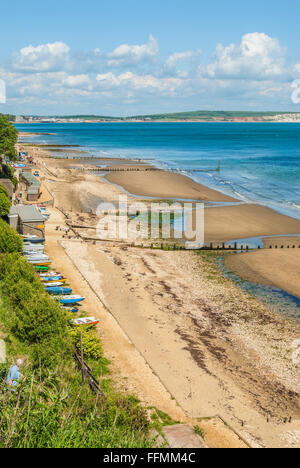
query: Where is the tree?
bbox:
[0,115,18,161]
[0,219,23,253]
[0,185,9,198]
[0,193,11,218]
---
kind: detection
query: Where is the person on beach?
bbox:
[6,359,23,389]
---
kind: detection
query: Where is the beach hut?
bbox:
[8,205,45,238]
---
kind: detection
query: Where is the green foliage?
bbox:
[0,220,22,253]
[0,253,72,368]
[69,326,103,360]
[129,110,299,121]
[193,425,205,439]
[0,370,152,448]
[0,185,9,198]
[0,116,18,161]
[0,193,11,217]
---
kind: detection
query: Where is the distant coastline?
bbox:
[14,110,300,124]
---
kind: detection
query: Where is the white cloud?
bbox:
[63,74,92,88]
[13,42,71,72]
[2,32,299,114]
[165,49,202,70]
[107,35,159,67]
[96,71,183,94]
[203,33,286,80]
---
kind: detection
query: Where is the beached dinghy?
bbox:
[26,256,51,263]
[28,260,51,266]
[58,295,85,305]
[22,235,45,244]
[41,276,66,283]
[40,275,66,283]
[25,253,49,259]
[63,306,79,313]
[34,266,49,271]
[46,287,72,295]
[72,317,99,326]
[44,281,67,287]
[39,271,61,277]
[24,249,45,256]
[24,243,45,252]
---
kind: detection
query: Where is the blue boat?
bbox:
[41,276,64,282]
[23,236,45,244]
[58,295,85,305]
[46,287,72,295]
[63,306,79,313]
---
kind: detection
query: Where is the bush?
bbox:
[0,193,11,218]
[0,253,72,368]
[0,185,9,199]
[0,116,18,161]
[69,326,103,360]
[0,220,22,253]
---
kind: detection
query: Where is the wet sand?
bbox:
[204,205,300,242]
[106,169,238,202]
[225,248,300,299]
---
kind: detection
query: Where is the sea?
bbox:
[15,122,300,220]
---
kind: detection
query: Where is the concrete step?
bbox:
[162,425,207,448]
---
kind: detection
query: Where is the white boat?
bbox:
[23,244,44,251]
[72,317,99,326]
[25,254,50,261]
[24,250,45,256]
[44,281,67,287]
[39,271,60,277]
[26,256,51,263]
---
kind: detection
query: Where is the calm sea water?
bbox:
[16,122,300,220]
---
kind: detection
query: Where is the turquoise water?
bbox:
[16,122,300,220]
[220,257,300,321]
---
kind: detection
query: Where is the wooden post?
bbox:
[80,332,84,385]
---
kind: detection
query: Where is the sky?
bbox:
[1,0,300,115]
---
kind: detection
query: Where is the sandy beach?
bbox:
[16,140,300,448]
[225,249,300,298]
[106,168,238,202]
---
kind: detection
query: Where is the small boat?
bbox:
[22,235,45,244]
[34,266,49,271]
[24,249,45,255]
[39,271,60,277]
[58,295,85,305]
[46,287,72,295]
[25,254,50,260]
[40,276,66,283]
[44,281,67,287]
[26,256,51,263]
[23,245,44,251]
[72,317,99,326]
[63,306,79,313]
[28,261,51,266]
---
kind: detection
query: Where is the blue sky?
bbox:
[1,0,300,115]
